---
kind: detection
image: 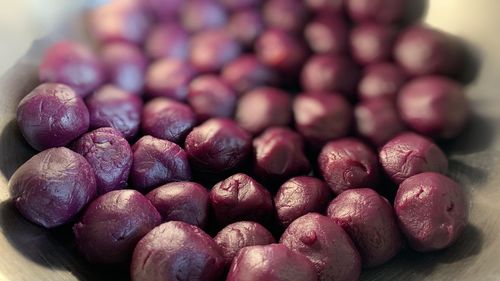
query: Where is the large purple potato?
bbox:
[145,58,196,101]
[17,83,89,151]
[350,23,397,65]
[358,62,407,101]
[227,244,317,281]
[73,190,161,264]
[327,188,402,268]
[144,23,189,60]
[222,55,277,95]
[189,29,241,73]
[262,0,308,34]
[346,0,404,24]
[72,127,132,195]
[227,8,264,47]
[395,172,468,252]
[280,213,361,281]
[304,16,348,55]
[131,221,225,281]
[9,147,96,228]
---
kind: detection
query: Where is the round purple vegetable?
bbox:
[304,16,349,55]
[395,172,468,252]
[73,190,161,264]
[262,0,308,34]
[350,23,397,65]
[222,55,278,95]
[181,0,227,32]
[346,0,404,24]
[144,0,182,21]
[379,132,448,184]
[144,58,196,101]
[358,62,407,101]
[17,83,89,151]
[144,23,189,60]
[9,147,96,228]
[227,8,264,47]
[327,188,403,268]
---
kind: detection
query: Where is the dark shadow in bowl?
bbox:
[456,39,483,85]
[430,224,484,264]
[0,120,36,180]
[403,0,429,24]
[448,159,489,187]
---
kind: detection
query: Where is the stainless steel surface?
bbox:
[1,0,500,280]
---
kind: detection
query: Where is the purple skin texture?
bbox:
[227,244,318,281]
[346,0,404,24]
[301,55,361,97]
[209,173,274,226]
[17,83,89,151]
[227,9,264,47]
[395,172,468,252]
[398,76,469,139]
[280,213,362,281]
[131,221,225,281]
[222,55,278,95]
[293,93,353,148]
[253,127,311,182]
[145,58,196,101]
[379,132,449,184]
[187,75,237,122]
[73,190,161,264]
[304,16,349,55]
[220,0,261,10]
[359,62,407,101]
[185,118,252,173]
[141,97,196,144]
[144,23,189,60]
[327,188,403,268]
[262,0,308,34]
[189,29,242,73]
[146,182,209,228]
[355,98,406,147]
[144,0,182,21]
[275,176,333,227]
[181,0,228,32]
[72,127,133,195]
[85,85,142,140]
[318,138,380,195]
[236,87,292,135]
[214,221,276,266]
[100,42,146,94]
[130,136,191,192]
[305,0,343,13]
[350,23,397,65]
[39,41,104,97]
[9,147,96,228]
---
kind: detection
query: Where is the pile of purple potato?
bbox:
[9,0,470,280]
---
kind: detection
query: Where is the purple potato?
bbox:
[379,132,448,184]
[327,188,403,268]
[181,0,228,32]
[263,0,309,33]
[275,176,332,227]
[398,75,469,139]
[72,127,133,195]
[222,55,278,95]
[39,41,104,97]
[131,221,225,281]
[130,135,191,192]
[280,213,361,281]
[144,23,189,60]
[146,182,209,228]
[144,0,182,20]
[395,172,468,252]
[236,87,292,135]
[318,138,380,195]
[141,97,196,144]
[17,83,89,151]
[346,0,404,24]
[73,190,161,264]
[227,244,317,281]
[209,173,273,226]
[359,62,407,101]
[86,85,142,139]
[9,147,96,228]
[350,23,397,65]
[227,8,264,47]
[220,0,261,10]
[304,16,349,55]
[145,58,196,101]
[305,0,343,13]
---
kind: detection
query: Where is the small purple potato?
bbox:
[318,138,380,195]
[227,9,264,47]
[275,176,332,227]
[86,85,142,139]
[293,93,352,147]
[73,190,161,264]
[9,147,96,228]
[39,41,104,97]
[398,76,469,139]
[222,55,278,95]
[187,75,237,122]
[185,118,252,173]
[17,83,89,151]
[355,98,406,147]
[130,136,191,192]
[301,55,361,96]
[145,58,196,101]
[214,221,275,265]
[144,23,189,60]
[359,62,407,101]
[379,132,448,184]
[304,16,349,55]
[305,0,343,13]
[350,23,397,65]
[141,97,196,144]
[220,0,261,10]
[144,0,182,21]
[227,244,317,281]
[327,188,402,268]
[181,0,227,32]
[395,172,468,252]
[236,87,292,135]
[209,173,273,226]
[100,42,146,94]
[146,182,209,228]
[346,0,404,24]
[131,221,225,281]
[280,213,361,281]
[253,127,310,182]
[263,0,308,33]
[72,127,133,195]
